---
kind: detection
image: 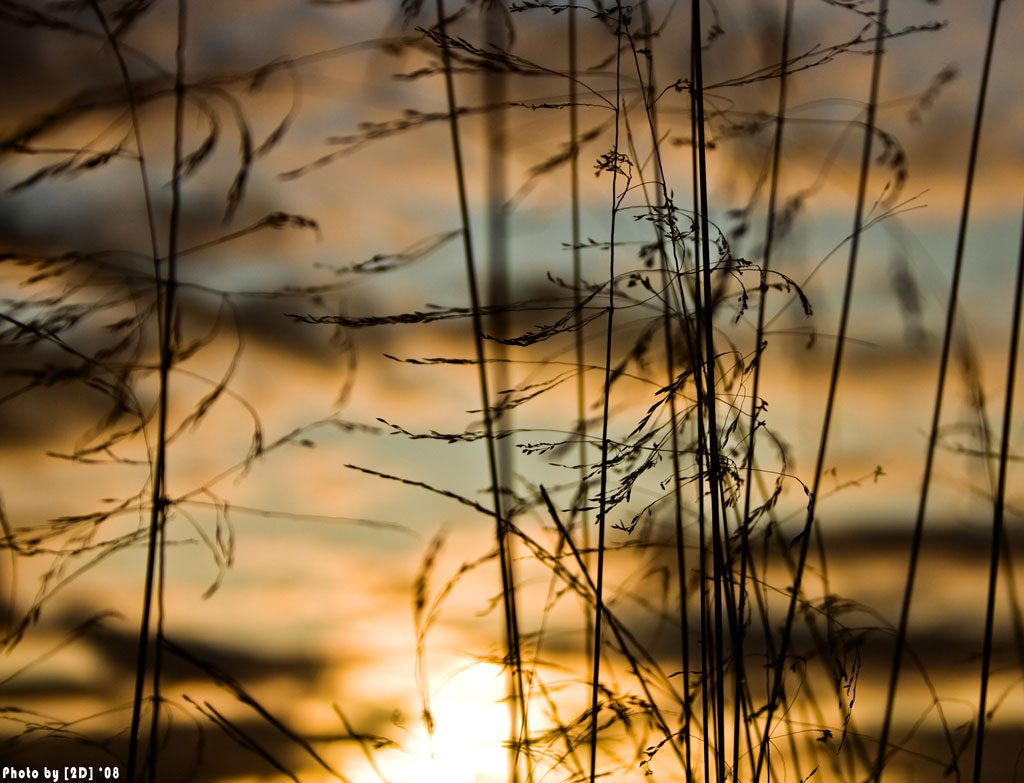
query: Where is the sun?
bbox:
[371,661,512,783]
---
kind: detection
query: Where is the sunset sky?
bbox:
[2,1,1023,781]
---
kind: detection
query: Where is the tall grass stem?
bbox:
[873,2,1005,776]
[434,2,527,778]
[754,2,888,779]
[971,201,1024,782]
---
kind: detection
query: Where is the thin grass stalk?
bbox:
[727,496,772,776]
[966,377,1024,685]
[996,530,1024,679]
[433,4,527,779]
[484,1,512,503]
[741,443,876,774]
[537,487,689,769]
[737,486,822,781]
[971,201,1024,782]
[738,1,792,777]
[688,49,713,783]
[143,3,187,780]
[742,465,875,774]
[623,9,695,774]
[146,516,167,782]
[693,422,759,776]
[873,2,1005,777]
[753,2,889,780]
[744,469,881,776]
[588,7,625,781]
[734,564,777,779]
[167,636,348,781]
[665,232,696,777]
[524,517,586,779]
[481,5,531,776]
[709,476,755,779]
[693,202,713,778]
[85,8,161,270]
[666,382,695,781]
[85,5,170,780]
[717,509,753,777]
[658,113,712,783]
[185,697,301,783]
[747,479,789,783]
[619,36,718,775]
[616,123,694,777]
[689,1,730,777]
[714,488,784,781]
[943,326,1024,775]
[569,0,593,682]
[682,11,714,782]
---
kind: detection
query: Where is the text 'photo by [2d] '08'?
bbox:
[0,0,1023,782]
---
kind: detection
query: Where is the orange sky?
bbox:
[2,1,1023,781]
